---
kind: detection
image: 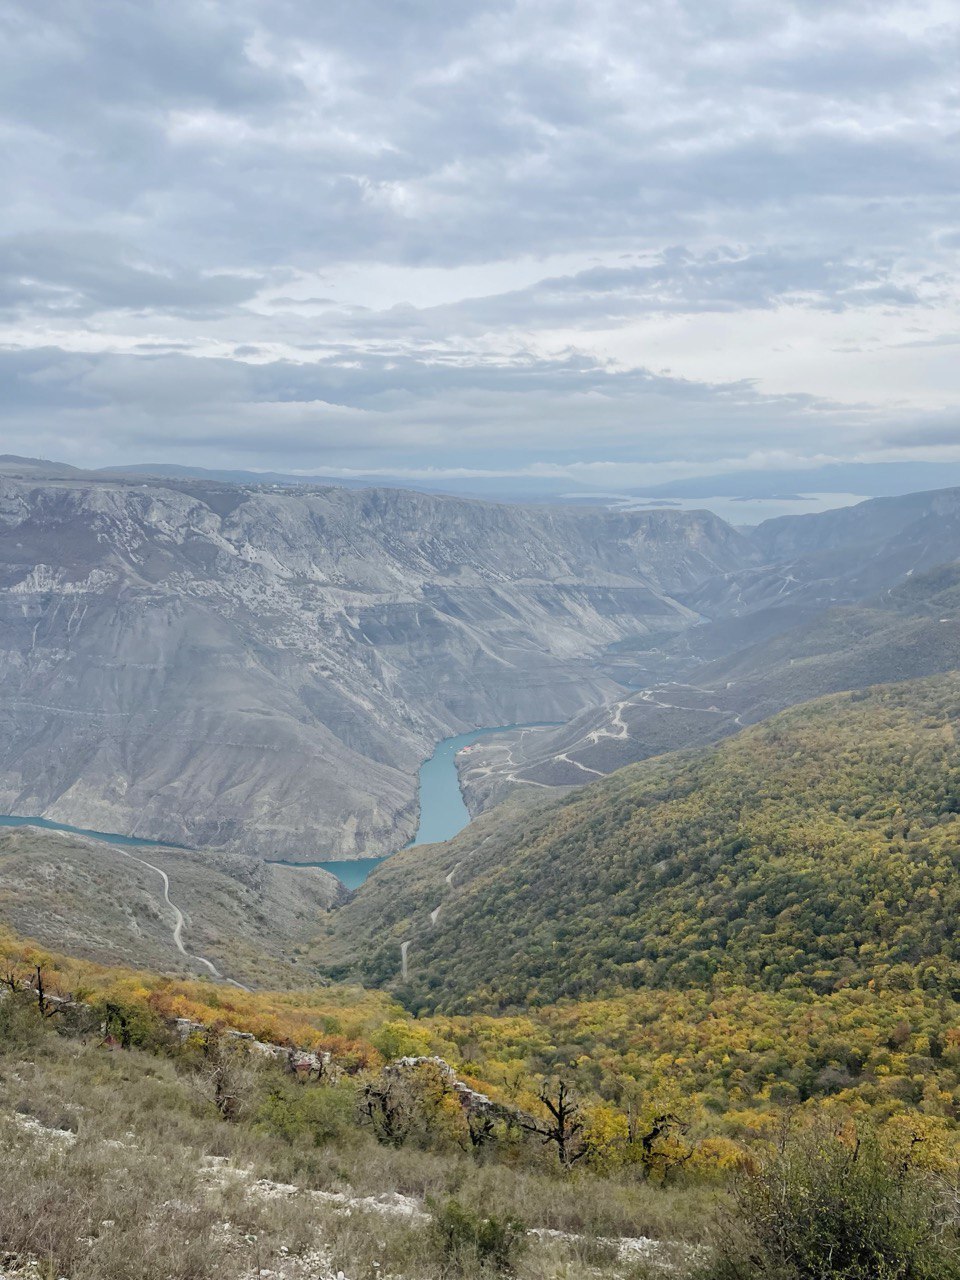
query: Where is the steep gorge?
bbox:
[0,473,753,858]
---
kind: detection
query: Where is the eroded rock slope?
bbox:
[0,475,753,857]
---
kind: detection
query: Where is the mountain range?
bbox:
[0,462,749,857]
[10,453,960,506]
[462,486,960,802]
[8,458,960,867]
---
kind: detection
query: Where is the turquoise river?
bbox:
[0,724,548,891]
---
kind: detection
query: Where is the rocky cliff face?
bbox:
[458,491,960,807]
[690,486,960,619]
[0,476,754,858]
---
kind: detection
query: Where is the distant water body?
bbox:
[0,814,178,848]
[614,491,868,525]
[312,724,551,890]
[0,724,546,891]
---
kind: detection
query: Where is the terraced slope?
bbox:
[461,561,960,802]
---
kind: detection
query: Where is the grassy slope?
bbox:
[321,671,960,1012]
[0,827,342,987]
[0,1003,710,1280]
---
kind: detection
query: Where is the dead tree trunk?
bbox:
[33,964,61,1018]
[520,1078,585,1167]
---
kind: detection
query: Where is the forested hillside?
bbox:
[328,672,960,1012]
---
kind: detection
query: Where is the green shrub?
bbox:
[254,1079,355,1146]
[89,998,172,1051]
[700,1126,960,1280]
[371,1019,432,1060]
[0,991,45,1049]
[428,1196,527,1275]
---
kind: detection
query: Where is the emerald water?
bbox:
[0,724,547,891]
[305,723,555,889]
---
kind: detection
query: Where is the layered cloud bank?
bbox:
[1,0,958,479]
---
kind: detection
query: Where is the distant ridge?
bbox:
[11,454,960,507]
[96,464,610,504]
[0,454,83,477]
[0,455,605,504]
[631,460,960,500]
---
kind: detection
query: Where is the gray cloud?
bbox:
[4,0,956,265]
[0,232,269,317]
[0,0,957,476]
[292,248,930,343]
[0,342,896,473]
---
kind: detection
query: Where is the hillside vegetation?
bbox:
[0,962,712,1280]
[330,672,960,1011]
[694,561,960,726]
[6,926,960,1280]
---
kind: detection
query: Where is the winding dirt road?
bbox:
[114,848,249,990]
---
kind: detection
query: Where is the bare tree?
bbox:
[193,1031,259,1121]
[32,964,63,1018]
[357,1075,411,1146]
[638,1111,693,1178]
[520,1078,585,1167]
[467,1110,496,1149]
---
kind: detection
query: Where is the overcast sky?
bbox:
[1,0,958,486]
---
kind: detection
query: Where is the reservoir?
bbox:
[0,814,178,848]
[0,724,547,891]
[313,725,526,890]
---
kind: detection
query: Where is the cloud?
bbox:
[0,232,269,317]
[0,0,956,475]
[0,342,903,472]
[5,0,956,265]
[289,247,931,343]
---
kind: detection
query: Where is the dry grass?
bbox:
[0,1014,716,1279]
